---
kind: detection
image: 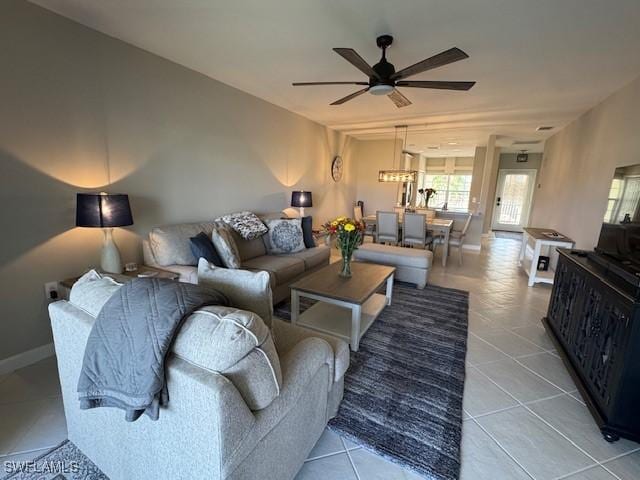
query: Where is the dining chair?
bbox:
[375,211,399,245]
[448,213,473,265]
[402,213,430,249]
[417,208,438,251]
[354,204,375,240]
[353,204,363,222]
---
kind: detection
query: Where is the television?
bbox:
[596,164,640,264]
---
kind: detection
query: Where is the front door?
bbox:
[491,169,537,232]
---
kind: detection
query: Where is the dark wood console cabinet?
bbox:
[543,249,640,443]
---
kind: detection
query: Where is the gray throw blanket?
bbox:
[77,278,228,422]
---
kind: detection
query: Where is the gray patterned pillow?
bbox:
[265,219,306,254]
[211,222,242,268]
[221,211,268,240]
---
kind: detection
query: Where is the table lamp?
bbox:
[76,193,133,273]
[291,191,312,217]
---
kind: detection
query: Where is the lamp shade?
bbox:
[291,191,312,208]
[76,193,134,228]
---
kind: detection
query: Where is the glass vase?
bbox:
[339,251,352,278]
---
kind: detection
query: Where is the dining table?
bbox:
[363,214,454,267]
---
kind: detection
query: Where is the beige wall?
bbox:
[0,0,356,361]
[481,147,502,233]
[353,139,403,215]
[530,75,640,249]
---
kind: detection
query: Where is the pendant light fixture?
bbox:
[378,125,418,183]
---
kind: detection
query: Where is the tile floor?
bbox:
[2,236,640,479]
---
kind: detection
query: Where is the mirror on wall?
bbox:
[397,181,415,207]
[604,164,640,224]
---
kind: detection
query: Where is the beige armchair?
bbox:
[49,290,348,480]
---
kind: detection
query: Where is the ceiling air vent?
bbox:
[512,140,542,145]
[536,126,554,131]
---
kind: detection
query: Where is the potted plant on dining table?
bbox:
[418,188,437,208]
[322,216,365,278]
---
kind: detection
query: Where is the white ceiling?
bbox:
[31,0,640,156]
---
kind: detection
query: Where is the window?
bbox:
[604,178,622,223]
[422,174,472,210]
[605,176,640,223]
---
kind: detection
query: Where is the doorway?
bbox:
[491,169,537,232]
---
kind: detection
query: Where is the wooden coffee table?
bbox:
[290,262,395,351]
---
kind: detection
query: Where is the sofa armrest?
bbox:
[271,318,349,384]
[222,336,333,475]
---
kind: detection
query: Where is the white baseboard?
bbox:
[0,343,55,376]
[462,244,482,251]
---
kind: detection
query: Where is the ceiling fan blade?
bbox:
[396,80,476,91]
[330,87,370,105]
[391,47,469,81]
[292,81,369,86]
[387,89,412,108]
[333,48,381,80]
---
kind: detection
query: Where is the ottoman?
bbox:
[353,243,432,289]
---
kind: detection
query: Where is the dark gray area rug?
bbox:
[1,440,107,480]
[276,282,469,480]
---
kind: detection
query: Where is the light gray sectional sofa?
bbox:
[49,274,349,480]
[142,219,330,303]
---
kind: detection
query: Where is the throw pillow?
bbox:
[190,232,225,267]
[211,222,242,269]
[197,258,273,327]
[301,216,316,248]
[220,211,268,240]
[69,270,123,317]
[265,218,306,254]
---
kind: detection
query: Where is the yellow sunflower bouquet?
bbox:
[322,216,365,277]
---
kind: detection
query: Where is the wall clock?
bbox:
[331,155,343,182]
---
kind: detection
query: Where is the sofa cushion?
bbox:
[287,245,330,270]
[197,258,273,327]
[354,243,432,269]
[173,305,282,410]
[264,219,306,254]
[230,230,267,262]
[149,222,216,266]
[69,270,122,317]
[220,211,268,240]
[242,255,305,285]
[211,222,242,269]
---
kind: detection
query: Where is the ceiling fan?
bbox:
[292,35,475,108]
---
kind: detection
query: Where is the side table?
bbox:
[60,265,180,299]
[519,228,575,287]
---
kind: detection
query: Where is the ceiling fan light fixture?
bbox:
[369,84,394,96]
